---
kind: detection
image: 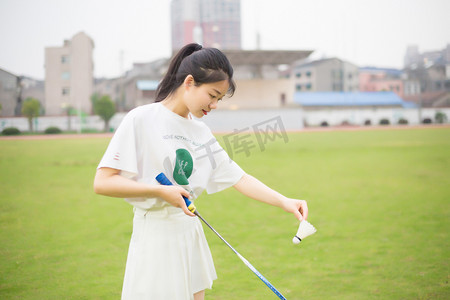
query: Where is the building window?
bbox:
[61,56,70,64]
[296,84,302,91]
[306,71,312,77]
[306,83,312,90]
[333,83,342,91]
[61,72,70,80]
[296,72,302,78]
[62,87,70,95]
[331,70,343,79]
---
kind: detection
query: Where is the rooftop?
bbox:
[294,92,417,108]
[359,67,403,77]
[220,49,313,66]
[294,57,358,69]
[136,80,159,91]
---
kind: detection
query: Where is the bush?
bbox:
[398,118,409,125]
[379,118,390,125]
[364,120,372,126]
[44,126,62,134]
[422,118,432,124]
[435,111,447,123]
[320,121,329,127]
[2,127,21,135]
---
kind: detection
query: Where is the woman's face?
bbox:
[184,77,229,118]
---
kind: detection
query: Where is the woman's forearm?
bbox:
[93,167,195,216]
[233,173,287,207]
[233,173,308,220]
[93,167,161,198]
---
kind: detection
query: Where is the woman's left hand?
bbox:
[282,198,309,221]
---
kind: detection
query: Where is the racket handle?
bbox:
[155,173,196,213]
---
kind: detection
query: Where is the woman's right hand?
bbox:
[156,185,195,216]
[94,167,195,216]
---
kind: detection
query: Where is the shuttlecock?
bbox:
[292,220,317,244]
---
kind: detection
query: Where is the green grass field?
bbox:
[1,128,449,299]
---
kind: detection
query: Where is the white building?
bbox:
[293,58,359,93]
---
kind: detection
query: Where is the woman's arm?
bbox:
[93,167,195,216]
[233,173,308,221]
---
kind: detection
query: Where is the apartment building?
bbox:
[45,32,94,115]
[293,58,359,93]
[171,0,241,51]
[359,67,404,98]
[403,44,450,107]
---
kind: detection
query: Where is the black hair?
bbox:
[155,43,236,102]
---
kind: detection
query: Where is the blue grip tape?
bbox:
[155,173,195,212]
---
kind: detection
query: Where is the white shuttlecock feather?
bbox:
[292,220,317,244]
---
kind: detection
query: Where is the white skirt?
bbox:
[121,206,217,300]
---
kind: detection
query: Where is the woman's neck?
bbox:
[161,92,189,119]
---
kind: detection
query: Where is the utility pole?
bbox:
[119,50,125,112]
[193,0,203,45]
[418,94,422,124]
[255,0,261,50]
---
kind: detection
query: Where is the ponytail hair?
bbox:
[155,43,236,102]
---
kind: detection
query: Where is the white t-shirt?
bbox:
[98,102,245,210]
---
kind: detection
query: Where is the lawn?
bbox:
[0,128,449,299]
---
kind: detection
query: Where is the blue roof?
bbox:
[136,80,159,91]
[294,92,417,108]
[359,67,403,76]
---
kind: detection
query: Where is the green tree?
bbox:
[21,98,41,132]
[93,95,116,132]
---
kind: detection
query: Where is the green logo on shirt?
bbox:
[173,149,193,185]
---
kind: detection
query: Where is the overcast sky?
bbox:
[0,0,449,80]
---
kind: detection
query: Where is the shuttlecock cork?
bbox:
[292,220,317,244]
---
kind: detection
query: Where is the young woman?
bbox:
[94,43,309,300]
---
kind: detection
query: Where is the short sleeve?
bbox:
[97,110,139,179]
[206,141,245,194]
